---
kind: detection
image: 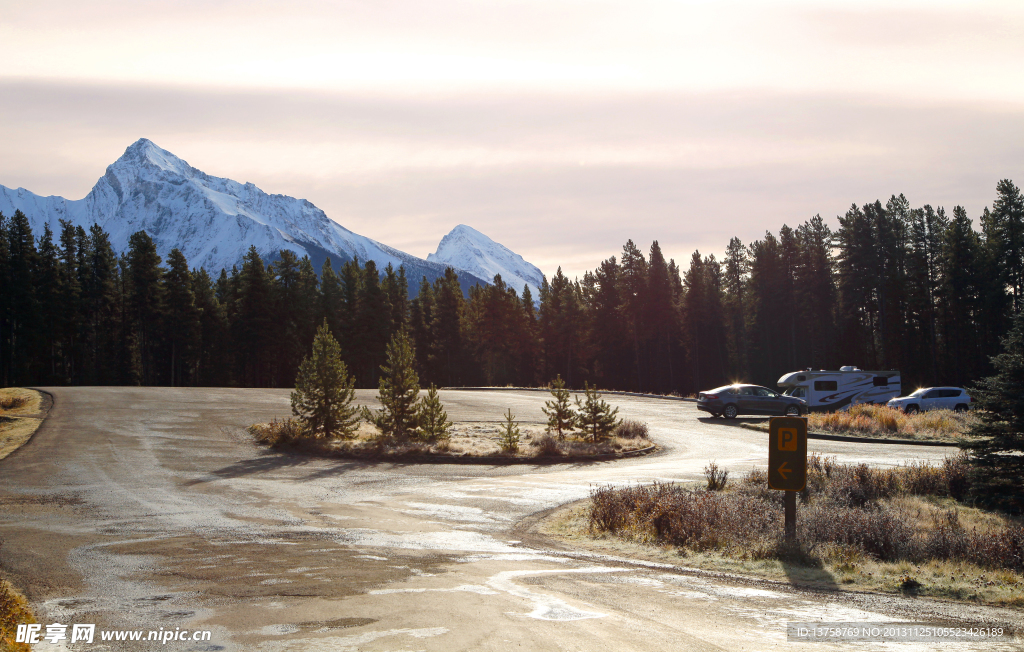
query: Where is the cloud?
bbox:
[0,79,1021,279]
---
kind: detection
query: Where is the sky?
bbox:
[2,0,1023,280]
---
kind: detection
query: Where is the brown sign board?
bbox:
[768,416,807,491]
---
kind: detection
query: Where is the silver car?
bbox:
[887,387,973,414]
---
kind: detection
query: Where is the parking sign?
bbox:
[768,416,807,491]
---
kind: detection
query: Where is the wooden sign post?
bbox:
[768,416,808,543]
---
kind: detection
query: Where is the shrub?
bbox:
[704,462,729,491]
[532,433,561,456]
[0,396,27,411]
[614,419,649,439]
[589,455,1014,573]
[801,501,917,561]
[248,418,305,447]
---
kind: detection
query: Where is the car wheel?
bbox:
[785,405,801,417]
[905,404,920,415]
[954,404,968,413]
[723,404,738,419]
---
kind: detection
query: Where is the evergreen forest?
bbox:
[1,179,1022,395]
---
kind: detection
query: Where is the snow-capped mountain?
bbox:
[0,138,489,291]
[427,224,545,299]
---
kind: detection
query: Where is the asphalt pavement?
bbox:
[0,387,1017,651]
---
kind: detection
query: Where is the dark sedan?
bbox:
[697,384,807,419]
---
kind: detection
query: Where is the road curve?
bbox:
[0,387,1016,651]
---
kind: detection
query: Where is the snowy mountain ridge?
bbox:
[0,138,503,291]
[427,224,545,299]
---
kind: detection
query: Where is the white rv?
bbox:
[776,367,901,412]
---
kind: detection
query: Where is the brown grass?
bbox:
[0,390,45,462]
[0,398,25,411]
[0,575,34,652]
[0,389,40,417]
[575,453,1024,604]
[808,404,979,441]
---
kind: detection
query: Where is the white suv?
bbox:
[887,387,973,414]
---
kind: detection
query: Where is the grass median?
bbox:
[249,417,653,460]
[541,452,1024,606]
[0,389,45,462]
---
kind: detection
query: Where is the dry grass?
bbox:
[249,419,652,459]
[0,390,45,462]
[808,404,980,441]
[0,419,42,462]
[0,389,40,417]
[571,453,1024,605]
[0,575,34,652]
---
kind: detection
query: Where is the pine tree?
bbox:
[356,260,389,386]
[542,374,576,439]
[363,329,421,439]
[415,384,452,442]
[126,230,164,384]
[410,276,435,382]
[722,237,749,379]
[235,246,273,386]
[192,268,231,386]
[499,407,521,453]
[430,267,467,387]
[291,320,360,439]
[163,248,199,386]
[965,311,1024,512]
[574,382,620,442]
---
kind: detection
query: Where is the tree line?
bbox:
[1,178,1022,393]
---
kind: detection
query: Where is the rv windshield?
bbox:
[784,386,807,398]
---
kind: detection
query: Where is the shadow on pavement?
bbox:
[697,417,768,427]
[184,451,365,484]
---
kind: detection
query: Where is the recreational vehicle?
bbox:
[776,367,901,412]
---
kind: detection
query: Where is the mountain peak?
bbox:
[0,139,493,294]
[428,225,544,296]
[115,138,191,176]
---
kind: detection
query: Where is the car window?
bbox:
[941,389,962,398]
[754,388,774,397]
[909,389,928,398]
[737,387,755,395]
[923,390,939,399]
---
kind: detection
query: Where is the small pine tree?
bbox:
[291,321,360,439]
[542,375,576,439]
[363,330,421,439]
[415,384,453,442]
[965,311,1024,512]
[499,408,521,453]
[575,383,620,443]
